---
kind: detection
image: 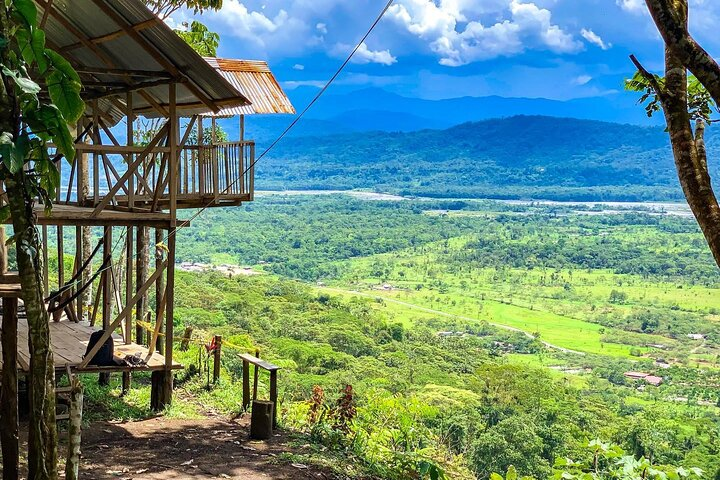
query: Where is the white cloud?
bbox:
[616,0,646,13]
[316,22,328,34]
[573,74,592,86]
[332,42,397,65]
[206,0,311,54]
[282,79,326,89]
[580,28,611,50]
[388,0,582,67]
[293,64,305,70]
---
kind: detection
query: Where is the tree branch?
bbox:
[644,0,720,107]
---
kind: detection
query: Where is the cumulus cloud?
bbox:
[573,74,592,86]
[388,0,582,66]
[580,29,611,50]
[205,0,311,54]
[616,0,646,13]
[293,64,305,70]
[332,42,398,65]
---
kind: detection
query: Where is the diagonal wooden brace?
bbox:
[78,260,168,368]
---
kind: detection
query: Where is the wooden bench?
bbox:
[239,353,280,428]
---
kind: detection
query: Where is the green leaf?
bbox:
[17,27,47,72]
[506,466,518,480]
[490,473,504,480]
[24,105,76,162]
[2,65,41,94]
[0,205,10,223]
[47,69,84,123]
[45,49,81,83]
[12,0,38,27]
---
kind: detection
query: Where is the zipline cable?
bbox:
[55,0,395,294]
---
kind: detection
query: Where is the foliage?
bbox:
[245,115,720,201]
[143,0,222,19]
[554,440,704,480]
[625,72,718,122]
[0,0,84,209]
[175,21,219,57]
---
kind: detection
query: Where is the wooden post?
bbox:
[0,296,19,480]
[136,226,149,345]
[161,81,178,407]
[242,358,250,410]
[250,400,274,440]
[154,228,164,355]
[213,335,222,383]
[239,114,245,142]
[270,369,278,428]
[42,225,49,294]
[123,92,134,394]
[252,349,259,401]
[100,227,112,386]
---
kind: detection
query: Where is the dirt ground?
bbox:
[75,416,342,480]
[2,416,344,480]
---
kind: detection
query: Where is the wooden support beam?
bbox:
[61,18,161,53]
[90,123,169,218]
[89,0,220,113]
[79,260,168,369]
[163,82,179,404]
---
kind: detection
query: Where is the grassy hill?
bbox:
[255,115,719,201]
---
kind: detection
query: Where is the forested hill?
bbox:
[255,115,720,201]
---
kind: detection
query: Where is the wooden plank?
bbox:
[238,353,280,371]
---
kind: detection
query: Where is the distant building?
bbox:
[624,371,664,386]
[687,333,706,340]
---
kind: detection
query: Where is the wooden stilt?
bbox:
[99,226,112,386]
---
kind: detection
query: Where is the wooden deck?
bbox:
[1,204,178,228]
[0,318,182,374]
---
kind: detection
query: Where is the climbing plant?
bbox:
[0,1,84,479]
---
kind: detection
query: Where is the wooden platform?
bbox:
[1,204,178,228]
[0,318,182,374]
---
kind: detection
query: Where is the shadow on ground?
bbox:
[77,417,340,480]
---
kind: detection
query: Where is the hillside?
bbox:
[254,115,718,201]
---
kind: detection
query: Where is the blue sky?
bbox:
[173,0,720,101]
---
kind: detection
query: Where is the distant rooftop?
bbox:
[203,58,296,117]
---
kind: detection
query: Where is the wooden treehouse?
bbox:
[0,0,294,414]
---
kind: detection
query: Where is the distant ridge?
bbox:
[254,115,719,202]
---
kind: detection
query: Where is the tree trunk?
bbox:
[64,375,84,480]
[1,297,19,480]
[5,175,58,480]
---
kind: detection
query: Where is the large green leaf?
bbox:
[47,69,84,123]
[12,0,38,28]
[25,105,76,162]
[45,49,81,83]
[17,27,47,72]
[2,65,40,94]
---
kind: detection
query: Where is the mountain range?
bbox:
[254,115,715,202]
[235,87,663,143]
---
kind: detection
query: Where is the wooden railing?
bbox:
[60,140,255,211]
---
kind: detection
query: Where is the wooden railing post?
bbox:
[253,349,260,401]
[269,369,278,428]
[242,358,250,410]
[212,335,222,383]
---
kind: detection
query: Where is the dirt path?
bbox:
[77,416,340,480]
[322,287,585,355]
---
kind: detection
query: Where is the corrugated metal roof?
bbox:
[35,0,250,121]
[203,58,295,117]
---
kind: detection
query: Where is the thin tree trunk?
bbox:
[1,297,19,480]
[136,226,149,344]
[64,375,84,480]
[5,175,58,480]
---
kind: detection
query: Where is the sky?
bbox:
[172,0,720,101]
